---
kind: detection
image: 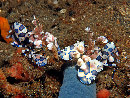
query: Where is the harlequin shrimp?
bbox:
[59,32,119,84]
[6,16,60,67]
[5,16,119,85]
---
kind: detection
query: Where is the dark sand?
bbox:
[0,0,129,97]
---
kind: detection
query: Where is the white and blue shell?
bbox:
[59,45,76,60]
[32,54,47,67]
[101,42,118,66]
[13,22,28,43]
[77,59,103,85]
[78,61,98,84]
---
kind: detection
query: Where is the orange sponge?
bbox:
[0,17,12,43]
[97,89,110,98]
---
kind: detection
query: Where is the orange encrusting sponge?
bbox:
[97,89,110,98]
[0,17,12,43]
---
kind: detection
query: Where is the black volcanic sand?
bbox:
[0,0,129,97]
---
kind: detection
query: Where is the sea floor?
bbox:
[0,0,129,97]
